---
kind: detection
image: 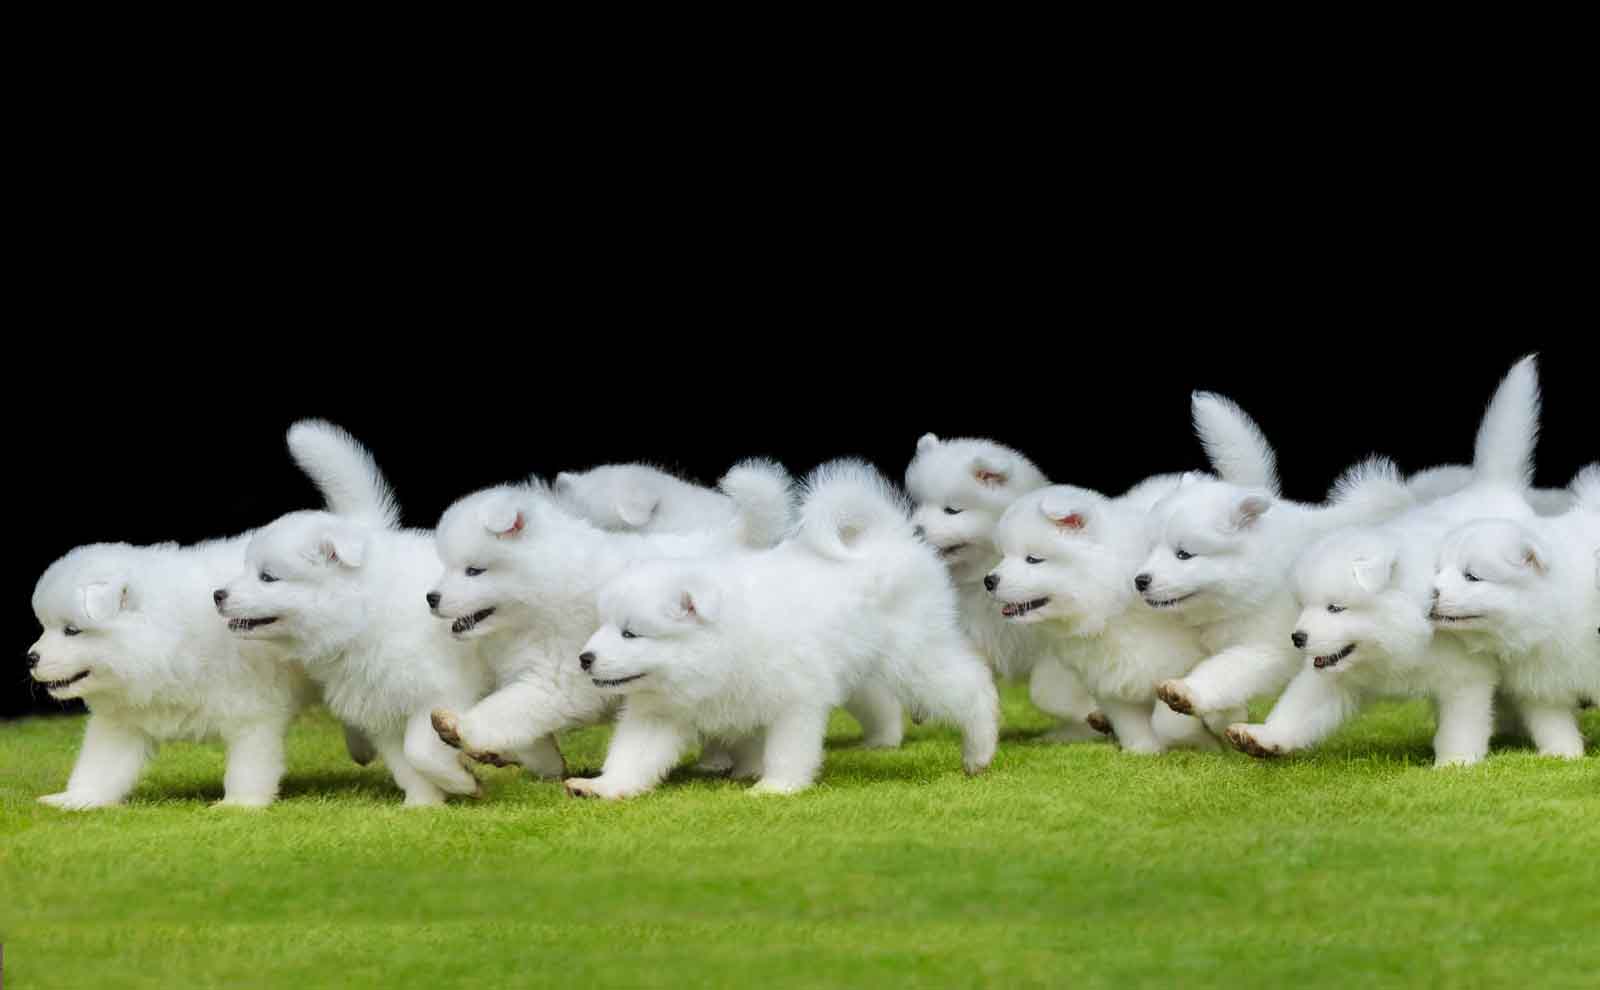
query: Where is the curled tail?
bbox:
[1471,355,1540,486]
[1192,391,1280,494]
[797,459,913,561]
[286,420,400,529]
[1319,457,1413,529]
[718,458,795,548]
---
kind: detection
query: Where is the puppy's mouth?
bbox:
[592,673,647,688]
[1144,591,1197,609]
[1427,609,1483,624]
[451,608,496,635]
[937,543,970,559]
[1000,597,1050,618]
[227,617,278,633]
[1312,643,1356,669]
[38,670,90,693]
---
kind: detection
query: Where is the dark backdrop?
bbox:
[5,138,1590,717]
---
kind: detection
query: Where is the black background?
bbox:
[6,104,1591,718]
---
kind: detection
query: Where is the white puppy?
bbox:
[565,461,1000,799]
[426,461,794,768]
[554,463,741,535]
[905,433,1102,741]
[29,539,316,809]
[216,421,495,805]
[1430,464,1599,754]
[1143,393,1413,723]
[1407,464,1572,516]
[1226,356,1545,764]
[987,477,1217,754]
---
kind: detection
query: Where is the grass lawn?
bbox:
[2,687,1597,990]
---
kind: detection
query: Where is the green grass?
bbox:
[2,689,1597,990]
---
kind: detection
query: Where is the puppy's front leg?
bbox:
[40,715,153,810]
[751,706,829,794]
[433,672,557,762]
[565,712,688,800]
[1159,643,1299,718]
[1226,668,1358,758]
[1098,699,1164,754]
[1516,698,1586,759]
[1431,679,1494,766]
[374,734,448,807]
[217,720,289,807]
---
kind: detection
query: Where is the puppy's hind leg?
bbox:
[844,679,904,749]
[217,719,290,807]
[1030,658,1103,743]
[40,715,154,810]
[405,710,482,796]
[903,646,1000,774]
[1516,698,1586,759]
[751,706,830,795]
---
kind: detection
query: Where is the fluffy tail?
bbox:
[1471,355,1540,487]
[797,459,913,561]
[1192,392,1280,494]
[1571,463,1600,513]
[286,420,400,529]
[718,458,795,548]
[1317,457,1413,529]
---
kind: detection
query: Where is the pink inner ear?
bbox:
[680,592,697,616]
[1054,512,1085,531]
[498,512,525,537]
[975,469,1006,486]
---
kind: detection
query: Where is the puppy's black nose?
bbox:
[1430,587,1440,600]
[579,652,595,672]
[213,589,228,605]
[426,592,441,609]
[912,525,925,539]
[1291,631,1308,649]
[27,651,40,669]
[983,574,999,592]
[1134,574,1152,593]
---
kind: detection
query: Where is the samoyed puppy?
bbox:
[1406,464,1572,516]
[29,539,317,809]
[905,433,1102,741]
[1429,464,1599,755]
[426,460,794,768]
[1225,356,1546,764]
[215,421,496,805]
[1143,392,1414,723]
[986,476,1219,754]
[553,463,740,535]
[565,460,1000,799]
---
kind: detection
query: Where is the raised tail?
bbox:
[1571,463,1600,513]
[1192,391,1280,494]
[797,459,913,561]
[1471,355,1540,487]
[286,420,400,529]
[1317,456,1413,529]
[718,458,796,548]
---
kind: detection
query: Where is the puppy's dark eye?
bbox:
[63,625,81,637]
[466,567,486,578]
[621,629,637,639]
[260,572,278,584]
[1327,604,1346,614]
[943,507,963,516]
[1464,571,1481,583]
[1175,549,1193,561]
[1025,555,1045,565]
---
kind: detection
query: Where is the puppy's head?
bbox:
[553,466,662,533]
[216,511,369,648]
[28,545,146,701]
[987,486,1128,634]
[1431,519,1552,640]
[905,434,1048,583]
[580,562,723,695]
[1289,528,1426,673]
[429,485,544,638]
[1136,479,1275,616]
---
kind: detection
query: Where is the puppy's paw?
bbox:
[1536,743,1585,760]
[213,794,274,809]
[564,777,638,800]
[1118,739,1165,756]
[1225,724,1282,759]
[431,709,464,749]
[38,791,117,811]
[749,779,810,796]
[401,791,447,808]
[857,732,903,751]
[1433,752,1484,768]
[1156,680,1196,716]
[1086,711,1115,737]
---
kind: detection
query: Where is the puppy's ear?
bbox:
[1351,552,1396,593]
[616,490,657,528]
[672,579,721,624]
[479,497,526,539]
[917,433,940,454]
[313,524,367,568]
[1230,493,1273,531]
[971,455,1010,487]
[81,579,129,622]
[1515,536,1550,575]
[1038,495,1087,532]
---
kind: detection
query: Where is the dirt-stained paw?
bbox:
[564,778,601,799]
[1156,680,1194,716]
[1225,724,1281,759]
[1086,711,1114,736]
[431,709,463,748]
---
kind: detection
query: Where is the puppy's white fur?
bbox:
[426,461,794,768]
[554,464,741,535]
[1144,393,1414,721]
[1406,464,1573,516]
[217,421,496,805]
[905,433,1101,741]
[1227,356,1546,764]
[566,461,999,799]
[29,539,316,809]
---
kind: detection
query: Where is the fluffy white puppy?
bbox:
[426,461,794,768]
[216,421,495,805]
[1143,393,1413,722]
[565,461,1000,799]
[987,477,1218,754]
[1430,464,1599,753]
[29,539,316,809]
[554,463,740,534]
[1406,464,1572,516]
[1226,356,1545,764]
[905,433,1102,741]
